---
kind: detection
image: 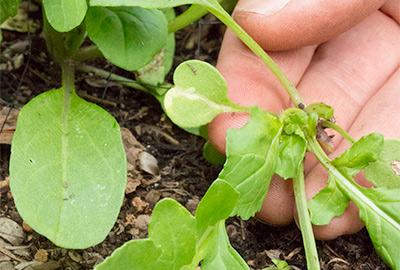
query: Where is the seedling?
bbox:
[2,0,400,269]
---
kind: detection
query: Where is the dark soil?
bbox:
[0,3,390,270]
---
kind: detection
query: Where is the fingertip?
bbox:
[232,0,385,51]
[255,175,295,226]
[207,112,251,154]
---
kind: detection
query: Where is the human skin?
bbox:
[207,0,400,240]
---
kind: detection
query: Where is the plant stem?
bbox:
[76,64,149,93]
[73,45,103,62]
[168,0,236,34]
[168,5,208,33]
[320,120,356,145]
[206,3,305,108]
[293,165,321,270]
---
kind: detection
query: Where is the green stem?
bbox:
[76,64,149,93]
[72,45,103,62]
[293,165,320,270]
[168,5,209,33]
[206,3,305,108]
[168,0,236,34]
[320,120,356,145]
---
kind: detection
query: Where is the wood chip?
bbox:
[34,249,48,262]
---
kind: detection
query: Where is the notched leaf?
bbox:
[332,133,384,177]
[364,139,400,189]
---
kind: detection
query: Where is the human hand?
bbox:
[208,0,400,240]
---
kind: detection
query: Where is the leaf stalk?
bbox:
[206,4,305,108]
[293,165,320,270]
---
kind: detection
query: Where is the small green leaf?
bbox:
[203,141,226,165]
[308,173,349,225]
[94,239,163,270]
[279,108,308,135]
[164,60,247,128]
[270,259,292,270]
[218,106,283,219]
[305,103,334,119]
[43,0,87,32]
[275,134,306,179]
[364,139,400,189]
[1,0,21,23]
[197,221,249,270]
[305,112,318,137]
[332,133,384,177]
[149,199,197,269]
[195,180,238,228]
[86,6,168,71]
[10,88,126,249]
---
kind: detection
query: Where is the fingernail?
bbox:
[235,0,291,16]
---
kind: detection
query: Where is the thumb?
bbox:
[232,0,385,51]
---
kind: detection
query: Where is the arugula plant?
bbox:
[88,0,400,269]
[2,0,400,269]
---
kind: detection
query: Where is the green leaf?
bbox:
[308,173,349,225]
[164,60,248,128]
[149,199,197,269]
[305,103,334,119]
[43,0,87,32]
[218,106,283,219]
[279,108,308,135]
[203,141,226,165]
[90,0,219,9]
[94,239,163,270]
[0,0,21,23]
[364,139,400,189]
[195,180,238,228]
[95,180,244,270]
[96,199,197,270]
[86,6,168,71]
[353,186,400,269]
[275,134,306,179]
[195,180,247,269]
[332,133,384,177]
[9,88,126,249]
[197,221,249,270]
[133,9,175,87]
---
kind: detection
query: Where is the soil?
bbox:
[0,3,391,270]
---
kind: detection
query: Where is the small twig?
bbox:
[77,90,117,107]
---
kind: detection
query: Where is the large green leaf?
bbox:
[218,106,283,219]
[9,88,126,249]
[43,0,87,32]
[0,0,20,23]
[164,60,248,128]
[350,186,400,269]
[86,6,168,71]
[365,139,400,189]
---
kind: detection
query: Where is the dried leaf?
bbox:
[138,151,160,176]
